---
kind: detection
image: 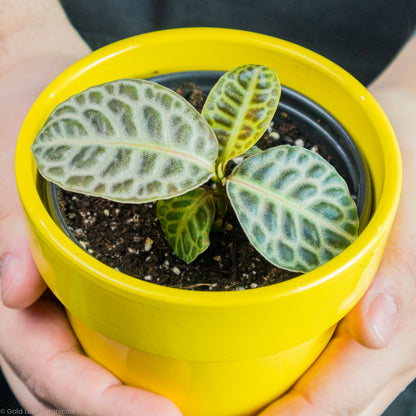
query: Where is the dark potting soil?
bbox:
[56,83,327,291]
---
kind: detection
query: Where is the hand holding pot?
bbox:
[260,37,416,416]
[0,2,181,415]
[0,0,93,309]
[0,292,182,416]
[2,2,414,414]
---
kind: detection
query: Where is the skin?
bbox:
[0,1,415,414]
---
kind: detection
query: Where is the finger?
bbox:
[0,295,182,416]
[259,319,416,416]
[0,110,46,309]
[260,364,415,416]
[0,54,94,310]
[0,212,46,309]
[344,95,416,350]
[345,225,416,349]
[0,357,52,414]
[359,369,415,416]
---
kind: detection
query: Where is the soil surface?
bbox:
[56,82,325,291]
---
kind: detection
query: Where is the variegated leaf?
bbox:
[202,64,280,169]
[32,79,218,203]
[226,145,359,272]
[157,189,215,263]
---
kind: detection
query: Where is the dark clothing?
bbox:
[60,0,416,85]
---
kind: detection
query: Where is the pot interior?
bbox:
[44,70,372,247]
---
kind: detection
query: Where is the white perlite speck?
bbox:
[310,145,319,153]
[144,237,153,251]
[144,275,152,281]
[269,131,280,140]
[172,267,181,275]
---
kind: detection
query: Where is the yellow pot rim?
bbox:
[16,28,402,308]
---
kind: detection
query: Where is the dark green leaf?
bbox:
[157,188,215,263]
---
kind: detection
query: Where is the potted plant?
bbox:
[15,28,402,416]
[36,65,370,286]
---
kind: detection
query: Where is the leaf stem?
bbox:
[211,173,228,232]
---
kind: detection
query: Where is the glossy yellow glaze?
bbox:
[69,311,335,416]
[16,28,402,415]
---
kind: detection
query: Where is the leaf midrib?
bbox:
[176,191,213,240]
[36,137,214,173]
[227,176,355,240]
[220,68,260,163]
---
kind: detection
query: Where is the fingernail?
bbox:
[368,293,400,347]
[1,255,18,302]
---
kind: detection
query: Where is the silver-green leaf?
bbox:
[32,79,218,203]
[157,189,215,263]
[202,64,280,168]
[226,145,359,272]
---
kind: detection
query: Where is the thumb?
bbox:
[345,246,413,349]
[0,211,46,309]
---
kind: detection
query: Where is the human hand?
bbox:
[0,291,182,416]
[259,39,416,416]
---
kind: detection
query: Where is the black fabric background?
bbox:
[59,0,416,85]
[1,0,416,413]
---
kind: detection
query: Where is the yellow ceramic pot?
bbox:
[15,28,402,416]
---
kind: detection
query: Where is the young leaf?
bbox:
[226,146,359,272]
[157,188,215,264]
[202,64,280,171]
[32,79,218,203]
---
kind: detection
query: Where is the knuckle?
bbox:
[32,347,79,409]
[290,389,356,416]
[10,346,79,411]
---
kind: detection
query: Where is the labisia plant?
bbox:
[32,64,359,273]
